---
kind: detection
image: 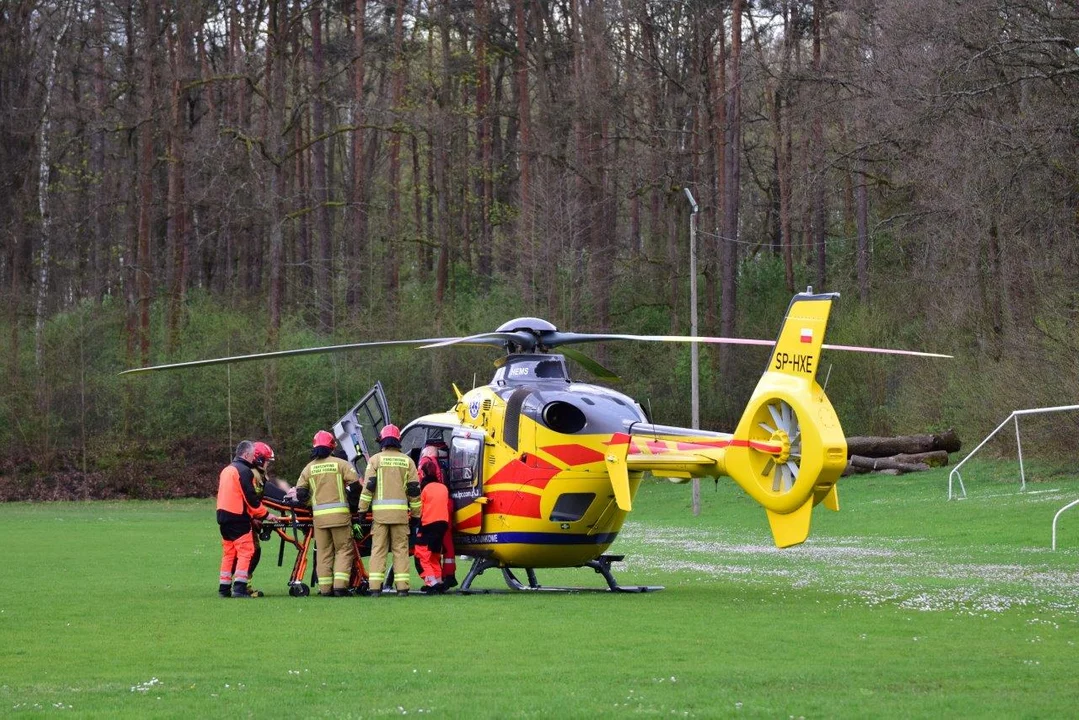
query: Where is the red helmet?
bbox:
[312,430,336,449]
[378,424,401,442]
[252,442,275,468]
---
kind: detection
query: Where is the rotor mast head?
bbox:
[494,317,559,354]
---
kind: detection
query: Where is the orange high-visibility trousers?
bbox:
[219,532,256,586]
[415,543,442,587]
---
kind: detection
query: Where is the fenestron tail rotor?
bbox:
[756,399,801,493]
[722,291,849,547]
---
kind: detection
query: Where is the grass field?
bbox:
[2,459,1079,718]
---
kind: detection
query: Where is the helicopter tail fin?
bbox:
[722,290,848,547]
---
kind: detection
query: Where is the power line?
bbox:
[697,228,860,248]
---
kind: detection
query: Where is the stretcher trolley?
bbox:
[259,489,372,596]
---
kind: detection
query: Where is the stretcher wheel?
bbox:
[289,583,310,597]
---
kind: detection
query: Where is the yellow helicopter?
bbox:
[124,289,948,592]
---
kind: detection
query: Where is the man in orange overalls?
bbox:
[217,441,278,598]
[416,443,455,592]
[237,441,276,597]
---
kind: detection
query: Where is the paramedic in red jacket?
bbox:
[416,444,456,592]
[217,441,276,598]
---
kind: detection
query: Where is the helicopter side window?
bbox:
[549,493,595,522]
[446,437,483,509]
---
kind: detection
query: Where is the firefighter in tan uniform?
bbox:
[294,430,362,597]
[358,424,421,596]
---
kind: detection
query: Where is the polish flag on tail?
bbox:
[800,328,813,344]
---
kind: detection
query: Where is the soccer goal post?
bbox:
[948,403,1079,501]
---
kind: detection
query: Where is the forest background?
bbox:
[1,0,1077,497]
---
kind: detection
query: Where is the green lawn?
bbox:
[2,460,1078,718]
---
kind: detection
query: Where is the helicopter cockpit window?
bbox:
[401,425,452,465]
[550,493,595,522]
[534,359,565,379]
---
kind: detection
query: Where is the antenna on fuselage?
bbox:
[647,398,657,440]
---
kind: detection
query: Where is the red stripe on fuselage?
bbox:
[629,437,782,455]
[541,444,605,467]
[487,456,560,489]
[456,513,483,531]
[486,490,542,518]
[729,438,782,454]
[675,440,730,450]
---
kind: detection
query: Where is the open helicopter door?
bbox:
[448,427,487,534]
[332,382,391,476]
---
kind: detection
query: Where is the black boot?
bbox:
[219,583,232,598]
[442,574,458,591]
[231,582,253,598]
[333,588,350,597]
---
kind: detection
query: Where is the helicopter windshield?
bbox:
[493,355,570,386]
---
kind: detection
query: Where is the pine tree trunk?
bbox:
[386,0,406,299]
[515,0,531,303]
[312,0,334,332]
[812,0,827,289]
[136,0,156,366]
[719,0,742,385]
[348,0,367,308]
[474,0,493,287]
[166,7,190,355]
[34,7,72,370]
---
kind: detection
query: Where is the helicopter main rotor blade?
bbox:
[559,346,621,382]
[546,332,952,359]
[818,342,951,359]
[120,337,460,375]
[419,331,537,350]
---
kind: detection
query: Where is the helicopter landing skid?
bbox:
[457,554,664,594]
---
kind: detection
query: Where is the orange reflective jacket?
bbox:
[420,481,450,525]
[217,461,268,519]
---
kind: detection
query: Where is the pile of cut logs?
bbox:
[843,429,961,476]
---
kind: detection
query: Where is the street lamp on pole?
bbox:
[684,188,701,517]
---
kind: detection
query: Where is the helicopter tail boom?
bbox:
[607,291,847,548]
[724,290,847,545]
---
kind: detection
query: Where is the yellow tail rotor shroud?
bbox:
[608,292,847,547]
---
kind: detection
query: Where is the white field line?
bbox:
[957,488,1065,500]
